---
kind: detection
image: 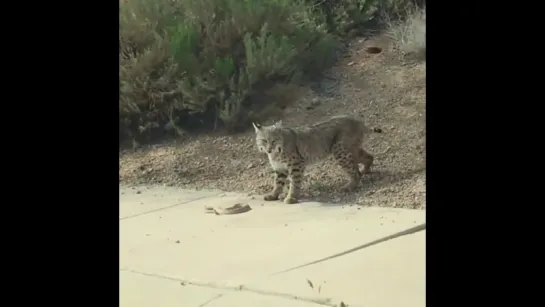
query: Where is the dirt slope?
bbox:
[119,35,426,209]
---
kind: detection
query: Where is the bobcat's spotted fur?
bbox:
[253,115,382,204]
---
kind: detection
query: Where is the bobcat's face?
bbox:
[253,122,283,158]
[256,133,282,155]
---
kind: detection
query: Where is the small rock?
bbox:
[246,163,255,170]
[175,240,180,244]
[347,61,355,66]
[136,190,142,194]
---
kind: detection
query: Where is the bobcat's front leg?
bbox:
[264,170,287,201]
[285,163,304,204]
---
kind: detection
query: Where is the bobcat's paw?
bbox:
[284,197,298,204]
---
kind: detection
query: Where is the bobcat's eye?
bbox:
[271,140,276,146]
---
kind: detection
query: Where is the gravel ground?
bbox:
[119,35,426,209]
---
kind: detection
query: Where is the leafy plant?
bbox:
[121,0,401,146]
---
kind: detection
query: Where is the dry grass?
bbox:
[386,6,426,58]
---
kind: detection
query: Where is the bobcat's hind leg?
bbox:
[332,144,361,192]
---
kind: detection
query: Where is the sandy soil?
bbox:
[119,35,426,209]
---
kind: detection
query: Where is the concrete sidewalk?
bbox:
[120,185,426,307]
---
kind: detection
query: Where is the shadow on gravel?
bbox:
[362,167,426,189]
[308,166,426,206]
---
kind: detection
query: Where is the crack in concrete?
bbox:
[119,194,222,221]
[120,195,424,306]
[198,293,223,307]
[121,269,335,306]
[271,223,426,275]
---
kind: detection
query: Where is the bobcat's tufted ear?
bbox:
[252,122,262,133]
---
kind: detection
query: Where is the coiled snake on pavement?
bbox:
[204,203,252,215]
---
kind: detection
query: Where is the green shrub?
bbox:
[119,0,339,144]
[119,0,423,146]
[307,0,423,37]
[304,0,381,36]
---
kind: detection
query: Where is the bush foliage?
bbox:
[119,0,421,145]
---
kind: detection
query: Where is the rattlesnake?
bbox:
[204,203,252,215]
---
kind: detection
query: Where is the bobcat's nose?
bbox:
[267,149,272,154]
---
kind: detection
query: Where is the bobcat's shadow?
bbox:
[305,166,426,206]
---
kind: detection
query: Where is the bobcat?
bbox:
[253,115,383,204]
